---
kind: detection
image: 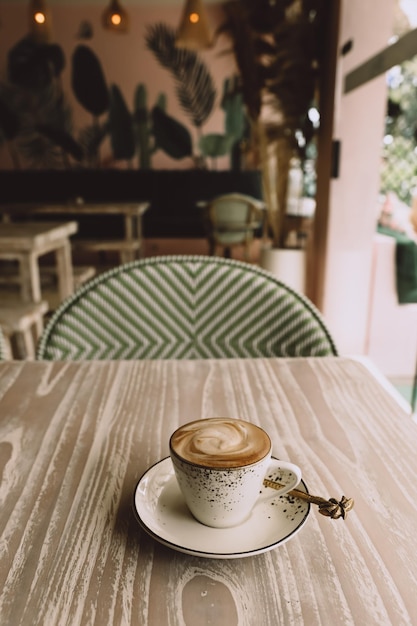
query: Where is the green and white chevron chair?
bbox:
[36,256,338,360]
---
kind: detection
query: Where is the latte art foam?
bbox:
[170,418,271,468]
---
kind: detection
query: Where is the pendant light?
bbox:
[176,0,213,50]
[102,0,129,34]
[29,0,52,43]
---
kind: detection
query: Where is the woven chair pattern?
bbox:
[205,193,264,261]
[37,256,338,360]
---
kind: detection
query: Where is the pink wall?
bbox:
[322,0,394,359]
[0,3,236,169]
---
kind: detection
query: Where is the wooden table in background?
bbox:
[0,202,150,264]
[0,221,77,303]
[1,357,416,625]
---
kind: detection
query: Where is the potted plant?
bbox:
[219,0,325,291]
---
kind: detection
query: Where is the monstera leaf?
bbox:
[152,106,192,160]
[199,133,236,158]
[71,45,109,117]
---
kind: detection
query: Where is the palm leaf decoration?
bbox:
[151,105,193,159]
[145,22,216,129]
[77,122,108,166]
[220,0,325,247]
[7,36,65,90]
[71,45,109,119]
[0,36,79,169]
[0,94,20,141]
[0,86,21,168]
[36,124,84,163]
[109,84,135,163]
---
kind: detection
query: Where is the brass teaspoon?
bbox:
[263,478,354,520]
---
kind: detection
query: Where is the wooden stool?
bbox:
[0,221,78,303]
[0,300,48,359]
[0,264,96,291]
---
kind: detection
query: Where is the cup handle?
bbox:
[258,459,302,503]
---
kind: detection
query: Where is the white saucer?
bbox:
[133,457,311,559]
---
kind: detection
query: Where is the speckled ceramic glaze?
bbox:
[134,457,310,558]
[170,419,301,528]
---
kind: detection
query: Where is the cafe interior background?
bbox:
[0,0,417,401]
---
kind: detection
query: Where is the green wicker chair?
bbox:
[204,193,265,262]
[37,256,338,360]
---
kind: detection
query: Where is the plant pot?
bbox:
[260,246,306,294]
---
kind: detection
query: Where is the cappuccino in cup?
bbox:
[169,417,301,528]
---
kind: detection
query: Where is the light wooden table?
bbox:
[0,357,416,625]
[0,221,77,303]
[0,202,150,264]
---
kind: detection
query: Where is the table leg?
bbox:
[19,253,41,303]
[120,250,134,264]
[124,215,137,261]
[124,215,134,241]
[17,328,36,360]
[133,215,145,259]
[55,240,74,300]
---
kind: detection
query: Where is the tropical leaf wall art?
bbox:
[145,22,216,130]
[145,22,246,168]
[0,26,241,170]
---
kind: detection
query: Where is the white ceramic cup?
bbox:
[169,417,302,528]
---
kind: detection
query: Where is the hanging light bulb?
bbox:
[29,0,52,43]
[176,0,213,50]
[102,0,129,34]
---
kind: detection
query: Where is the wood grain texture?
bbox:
[0,358,416,626]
